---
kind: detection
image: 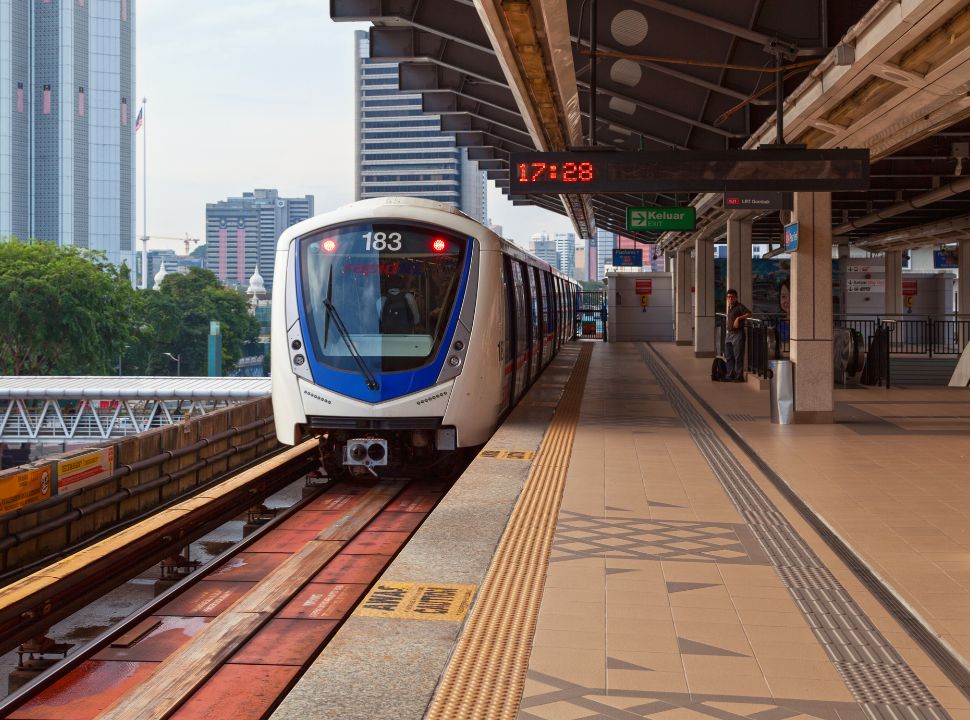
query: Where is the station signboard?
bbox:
[783,223,799,253]
[902,279,918,297]
[722,191,793,211]
[635,280,653,295]
[510,148,870,194]
[626,207,695,232]
[612,249,643,267]
[934,249,958,269]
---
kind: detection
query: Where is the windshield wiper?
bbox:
[323,299,380,391]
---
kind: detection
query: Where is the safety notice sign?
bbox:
[355,581,477,622]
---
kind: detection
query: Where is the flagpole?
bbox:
[141,98,148,289]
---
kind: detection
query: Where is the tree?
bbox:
[0,239,139,375]
[129,267,259,376]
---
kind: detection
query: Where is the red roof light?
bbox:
[322,239,337,253]
[432,238,447,253]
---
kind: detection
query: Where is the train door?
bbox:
[525,265,540,383]
[502,257,516,412]
[511,261,531,400]
[540,270,553,365]
[547,273,558,355]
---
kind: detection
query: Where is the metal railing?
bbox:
[576,291,607,340]
[835,315,970,357]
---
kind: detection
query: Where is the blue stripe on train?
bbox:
[295,241,473,403]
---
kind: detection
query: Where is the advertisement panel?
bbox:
[57,447,115,493]
[0,463,53,514]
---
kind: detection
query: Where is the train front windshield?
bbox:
[300,223,467,374]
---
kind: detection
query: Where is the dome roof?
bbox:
[247,265,266,295]
[153,262,168,290]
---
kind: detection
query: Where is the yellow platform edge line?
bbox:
[426,343,593,720]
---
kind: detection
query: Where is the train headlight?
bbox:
[349,443,368,462]
[453,340,464,351]
[448,355,461,367]
[291,339,302,350]
[293,354,305,366]
[367,444,386,461]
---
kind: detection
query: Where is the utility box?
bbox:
[606,272,674,342]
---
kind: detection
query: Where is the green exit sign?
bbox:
[626,207,696,231]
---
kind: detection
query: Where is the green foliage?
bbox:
[580,280,605,291]
[129,267,259,376]
[0,239,139,375]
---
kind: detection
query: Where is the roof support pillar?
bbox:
[726,218,752,309]
[884,250,904,316]
[791,192,833,423]
[694,237,715,358]
[675,248,693,345]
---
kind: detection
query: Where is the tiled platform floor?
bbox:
[653,343,970,687]
[519,342,968,720]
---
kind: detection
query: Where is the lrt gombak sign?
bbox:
[510,149,870,194]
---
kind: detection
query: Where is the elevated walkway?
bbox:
[0,377,270,443]
[273,341,970,719]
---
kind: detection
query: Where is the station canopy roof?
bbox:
[334,0,970,253]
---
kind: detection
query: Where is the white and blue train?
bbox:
[272,197,580,478]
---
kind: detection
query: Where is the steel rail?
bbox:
[0,440,320,655]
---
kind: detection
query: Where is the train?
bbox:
[271,197,580,478]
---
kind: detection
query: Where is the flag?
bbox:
[134,107,144,132]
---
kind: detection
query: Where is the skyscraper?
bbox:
[0,0,135,271]
[554,232,576,278]
[205,189,314,291]
[354,31,486,222]
[596,229,615,280]
[530,232,558,268]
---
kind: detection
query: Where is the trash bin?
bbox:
[769,359,794,424]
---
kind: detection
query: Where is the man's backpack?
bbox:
[380,291,414,334]
[711,357,727,382]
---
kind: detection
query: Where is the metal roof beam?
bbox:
[628,0,824,55]
[370,27,507,86]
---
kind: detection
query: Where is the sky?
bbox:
[135,0,575,254]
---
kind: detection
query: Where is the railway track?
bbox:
[0,473,448,720]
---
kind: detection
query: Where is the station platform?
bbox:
[273,341,970,720]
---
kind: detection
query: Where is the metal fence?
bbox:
[835,315,970,357]
[576,291,607,340]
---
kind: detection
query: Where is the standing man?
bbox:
[725,289,752,382]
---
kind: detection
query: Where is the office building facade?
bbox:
[354,30,486,222]
[554,232,576,279]
[0,0,135,271]
[205,189,313,291]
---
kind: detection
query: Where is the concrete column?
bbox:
[884,250,903,316]
[694,236,715,357]
[960,239,970,315]
[726,218,753,307]
[790,192,833,423]
[675,248,692,345]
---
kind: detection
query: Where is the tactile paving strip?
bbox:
[639,344,951,720]
[425,344,592,720]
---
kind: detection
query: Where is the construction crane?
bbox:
[137,234,203,288]
[145,234,203,256]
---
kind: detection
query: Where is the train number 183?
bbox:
[363,232,402,251]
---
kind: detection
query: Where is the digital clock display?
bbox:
[517,161,595,185]
[508,150,870,194]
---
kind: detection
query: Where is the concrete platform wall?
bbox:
[606,272,674,342]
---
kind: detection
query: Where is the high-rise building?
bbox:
[530,232,558,268]
[554,232,576,278]
[354,31,486,222]
[596,229,615,280]
[0,0,136,271]
[205,189,314,291]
